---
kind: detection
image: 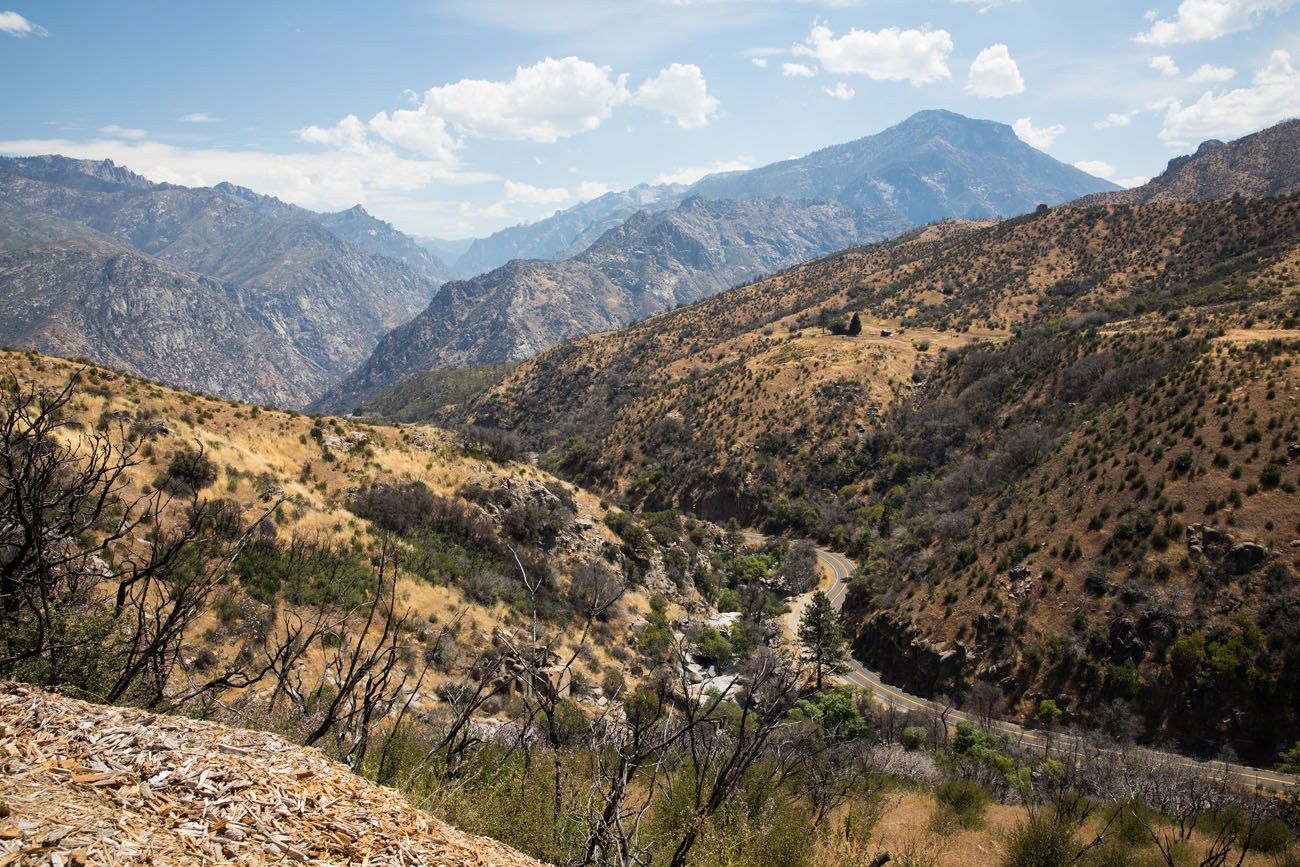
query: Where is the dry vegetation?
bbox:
[456,193,1300,764]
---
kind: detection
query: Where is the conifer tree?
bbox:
[798,591,848,690]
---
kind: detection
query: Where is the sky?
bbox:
[2,1,1298,239]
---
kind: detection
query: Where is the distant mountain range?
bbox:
[316,196,910,411]
[0,156,446,406]
[320,110,1118,411]
[452,184,686,277]
[22,108,1289,416]
[451,110,1116,279]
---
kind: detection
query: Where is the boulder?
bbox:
[1224,542,1268,575]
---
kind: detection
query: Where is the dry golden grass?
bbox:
[0,349,657,696]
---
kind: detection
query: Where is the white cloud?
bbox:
[310,57,719,150]
[1095,110,1137,128]
[1013,116,1065,148]
[952,0,1024,11]
[653,157,757,186]
[0,10,45,37]
[0,136,494,219]
[1136,0,1294,45]
[751,57,768,68]
[782,62,816,77]
[179,113,221,123]
[1157,49,1300,140]
[363,107,463,161]
[632,63,720,128]
[577,180,611,199]
[1117,176,1151,187]
[1149,54,1181,76]
[793,23,953,84]
[503,180,572,205]
[1074,159,1117,178]
[1188,63,1237,82]
[98,124,149,140]
[965,44,1025,97]
[417,56,630,143]
[663,0,869,5]
[823,81,856,100]
[460,178,611,227]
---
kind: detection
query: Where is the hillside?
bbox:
[0,156,444,407]
[213,181,455,282]
[1080,119,1300,206]
[318,196,909,412]
[0,347,734,737]
[2,323,1297,865]
[452,188,1300,762]
[0,681,541,866]
[0,236,327,406]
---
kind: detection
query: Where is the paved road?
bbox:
[774,536,1298,793]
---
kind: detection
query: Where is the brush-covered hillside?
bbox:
[0,348,742,730]
[445,182,1300,762]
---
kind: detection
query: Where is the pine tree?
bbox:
[847,312,862,336]
[797,591,848,691]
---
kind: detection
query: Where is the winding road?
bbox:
[775,537,1298,793]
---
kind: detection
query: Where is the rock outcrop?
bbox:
[850,612,967,698]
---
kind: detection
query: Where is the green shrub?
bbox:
[902,725,928,751]
[1002,797,1094,867]
[1002,811,1081,867]
[932,778,989,832]
[694,626,734,669]
[163,448,218,496]
[1247,817,1293,854]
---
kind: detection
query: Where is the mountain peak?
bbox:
[889,108,1012,135]
[686,109,1116,223]
[338,203,373,220]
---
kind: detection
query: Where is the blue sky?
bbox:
[2,1,1298,238]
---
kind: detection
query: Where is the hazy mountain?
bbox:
[210,182,455,282]
[1078,118,1300,206]
[687,109,1118,222]
[0,235,327,405]
[0,156,443,406]
[453,184,686,277]
[451,111,1118,279]
[317,196,909,411]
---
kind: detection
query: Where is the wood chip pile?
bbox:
[0,682,545,866]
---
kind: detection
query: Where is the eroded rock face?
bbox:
[851,612,967,697]
[316,197,910,412]
[0,156,442,408]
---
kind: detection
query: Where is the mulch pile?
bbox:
[0,681,544,866]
